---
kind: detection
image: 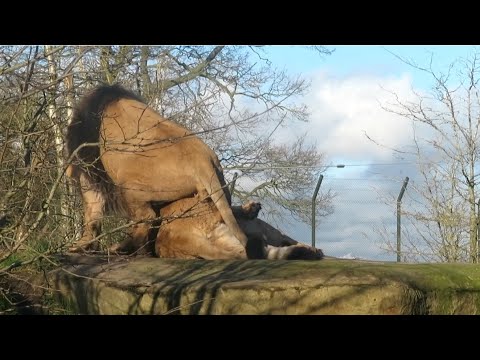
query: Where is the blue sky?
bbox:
[252,45,479,261]
[265,45,477,89]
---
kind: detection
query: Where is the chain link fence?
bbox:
[271,175,411,262]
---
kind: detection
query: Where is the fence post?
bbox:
[397,176,409,262]
[229,172,238,198]
[312,174,324,248]
[477,199,480,263]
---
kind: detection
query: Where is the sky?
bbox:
[254,45,477,262]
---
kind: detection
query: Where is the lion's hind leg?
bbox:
[265,244,324,260]
[232,200,262,220]
[69,170,105,253]
[109,197,157,255]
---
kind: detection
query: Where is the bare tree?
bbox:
[71,45,335,223]
[0,45,334,279]
[371,50,480,263]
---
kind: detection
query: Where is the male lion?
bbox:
[66,84,248,255]
[156,196,324,260]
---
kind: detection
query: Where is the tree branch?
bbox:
[159,46,225,90]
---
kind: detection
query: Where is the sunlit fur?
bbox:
[66,84,247,253]
[155,197,324,260]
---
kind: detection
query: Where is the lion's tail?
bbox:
[199,162,248,247]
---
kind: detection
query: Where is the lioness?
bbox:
[155,196,324,260]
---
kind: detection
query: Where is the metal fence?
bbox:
[231,167,477,263]
[309,175,410,262]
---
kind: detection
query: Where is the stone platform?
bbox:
[50,255,480,314]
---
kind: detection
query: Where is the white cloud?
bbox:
[339,253,365,260]
[262,70,428,262]
[276,71,420,163]
[223,69,433,262]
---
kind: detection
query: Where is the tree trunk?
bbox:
[468,180,477,263]
[140,46,152,98]
[100,46,114,84]
[45,45,70,235]
[64,73,80,240]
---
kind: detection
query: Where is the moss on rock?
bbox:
[49,256,480,314]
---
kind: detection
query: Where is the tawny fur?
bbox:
[66,84,247,253]
[155,197,324,260]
